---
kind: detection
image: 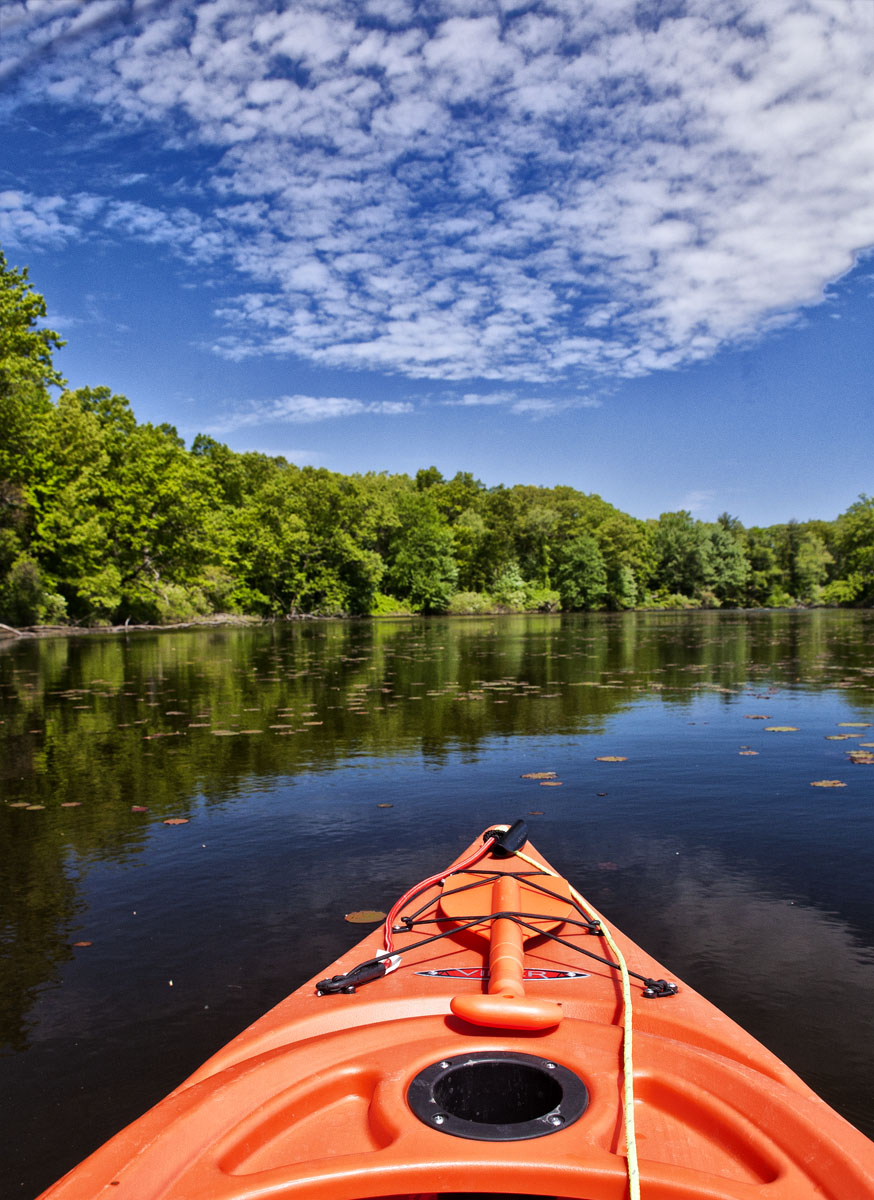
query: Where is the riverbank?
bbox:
[0,613,266,640]
[1,602,840,643]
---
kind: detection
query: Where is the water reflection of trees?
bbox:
[1,609,872,1047]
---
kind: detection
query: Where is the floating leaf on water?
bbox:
[744,715,772,719]
[825,735,854,740]
[344,910,386,924]
[163,817,189,825]
[765,727,798,733]
[837,722,871,728]
[377,803,393,808]
[211,730,238,736]
[26,804,45,810]
[595,756,627,762]
[528,810,544,815]
[8,802,29,808]
[72,941,92,948]
[61,801,82,807]
[521,772,556,779]
[738,750,759,756]
[131,805,149,812]
[540,780,563,786]
[810,780,846,788]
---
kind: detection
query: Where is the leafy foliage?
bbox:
[1,247,872,625]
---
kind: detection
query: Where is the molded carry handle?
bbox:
[450,876,564,1030]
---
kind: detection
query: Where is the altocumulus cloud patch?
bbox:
[3,0,874,387]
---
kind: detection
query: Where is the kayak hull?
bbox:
[38,827,874,1199]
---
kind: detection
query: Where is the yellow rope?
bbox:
[513,848,641,1200]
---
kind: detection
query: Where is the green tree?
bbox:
[826,495,874,605]
[286,469,385,615]
[0,249,65,487]
[651,511,713,598]
[28,389,118,618]
[452,507,491,592]
[706,521,750,606]
[553,534,608,610]
[225,467,310,615]
[492,560,528,610]
[434,471,484,525]
[480,487,519,581]
[793,531,833,604]
[516,504,558,586]
[385,492,457,612]
[743,527,783,606]
[415,465,444,491]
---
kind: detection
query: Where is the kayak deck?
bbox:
[39,823,874,1199]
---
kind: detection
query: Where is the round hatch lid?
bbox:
[407,1051,588,1141]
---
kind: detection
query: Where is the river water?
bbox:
[1,610,873,1195]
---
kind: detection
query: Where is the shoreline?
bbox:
[0,604,839,643]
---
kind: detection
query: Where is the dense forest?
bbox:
[1,247,872,627]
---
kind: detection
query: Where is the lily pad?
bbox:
[810,780,846,788]
[540,780,563,786]
[765,727,798,732]
[521,772,556,779]
[344,910,386,924]
[163,817,189,825]
[595,756,627,762]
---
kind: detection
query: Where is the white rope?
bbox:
[514,848,641,1200]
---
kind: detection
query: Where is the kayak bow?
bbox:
[39,821,874,1199]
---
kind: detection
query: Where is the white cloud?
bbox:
[678,490,717,516]
[205,393,414,432]
[442,391,601,415]
[3,0,874,386]
[0,189,80,248]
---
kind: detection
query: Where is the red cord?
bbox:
[383,836,496,953]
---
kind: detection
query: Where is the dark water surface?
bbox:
[2,610,873,1196]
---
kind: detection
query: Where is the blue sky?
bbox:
[2,0,872,527]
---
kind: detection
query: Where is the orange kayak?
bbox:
[39,820,874,1200]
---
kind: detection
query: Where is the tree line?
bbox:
[1,247,872,626]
